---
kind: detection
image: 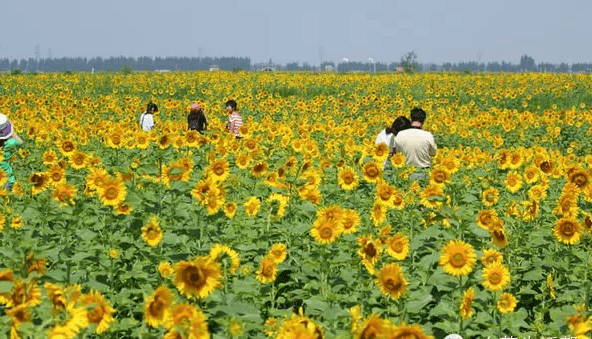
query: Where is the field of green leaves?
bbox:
[0,71,591,339]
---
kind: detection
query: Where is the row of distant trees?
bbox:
[2,54,592,73]
[0,56,251,73]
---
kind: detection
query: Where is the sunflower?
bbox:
[459,287,475,319]
[375,263,407,299]
[135,132,151,149]
[115,203,133,215]
[341,209,361,234]
[373,143,389,162]
[391,193,406,210]
[357,236,382,265]
[58,139,77,157]
[29,172,51,195]
[6,304,31,330]
[42,149,59,165]
[362,162,383,183]
[267,193,289,219]
[251,162,268,178]
[48,303,89,339]
[158,262,174,279]
[204,188,225,215]
[476,209,499,231]
[207,159,230,182]
[158,134,171,149]
[481,248,503,266]
[523,165,540,184]
[438,239,477,277]
[256,255,278,284]
[429,166,450,187]
[223,201,237,218]
[48,165,66,186]
[387,322,434,339]
[52,183,76,206]
[173,256,223,299]
[490,227,509,247]
[569,169,590,190]
[390,152,406,168]
[310,219,344,245]
[528,184,548,202]
[144,285,174,328]
[141,216,163,247]
[504,171,523,193]
[385,233,409,260]
[482,263,511,291]
[553,217,582,245]
[69,151,87,170]
[497,293,517,314]
[164,303,208,336]
[208,244,240,275]
[269,243,287,264]
[375,181,396,205]
[440,155,460,174]
[481,187,500,207]
[338,166,359,190]
[235,153,251,170]
[79,290,115,334]
[356,314,385,339]
[244,197,261,217]
[420,185,444,209]
[370,202,388,226]
[97,177,127,207]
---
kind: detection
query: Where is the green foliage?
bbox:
[10,68,22,75]
[401,51,420,73]
[120,65,133,75]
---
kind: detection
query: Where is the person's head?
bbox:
[190,103,201,114]
[225,100,237,112]
[392,116,411,135]
[147,102,158,114]
[0,113,13,141]
[410,107,426,124]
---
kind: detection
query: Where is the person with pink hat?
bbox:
[0,113,24,191]
[187,102,208,134]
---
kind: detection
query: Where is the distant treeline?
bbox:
[1,55,592,73]
[0,56,251,73]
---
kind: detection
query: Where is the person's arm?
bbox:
[11,132,23,145]
[429,135,437,156]
[228,115,235,132]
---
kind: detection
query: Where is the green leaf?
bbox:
[0,281,14,293]
[522,269,543,281]
[75,229,98,241]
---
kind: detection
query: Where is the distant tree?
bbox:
[557,62,569,73]
[400,51,419,73]
[520,55,536,72]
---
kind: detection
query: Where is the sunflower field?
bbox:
[0,71,591,339]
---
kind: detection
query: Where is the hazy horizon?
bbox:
[2,0,591,66]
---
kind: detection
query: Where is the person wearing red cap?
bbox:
[187,103,208,134]
[0,113,24,191]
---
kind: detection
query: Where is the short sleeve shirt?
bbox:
[1,138,20,183]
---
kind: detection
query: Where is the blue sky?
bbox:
[2,0,591,65]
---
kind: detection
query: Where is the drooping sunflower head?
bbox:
[29,172,51,196]
[173,257,223,299]
[141,216,163,247]
[79,290,115,334]
[255,255,278,284]
[375,263,407,300]
[144,285,174,328]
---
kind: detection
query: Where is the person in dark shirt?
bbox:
[187,103,208,134]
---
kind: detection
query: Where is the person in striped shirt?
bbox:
[225,100,243,139]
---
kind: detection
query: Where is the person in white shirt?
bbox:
[139,102,158,131]
[394,108,437,180]
[375,116,411,169]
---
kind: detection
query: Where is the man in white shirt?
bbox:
[394,108,437,180]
